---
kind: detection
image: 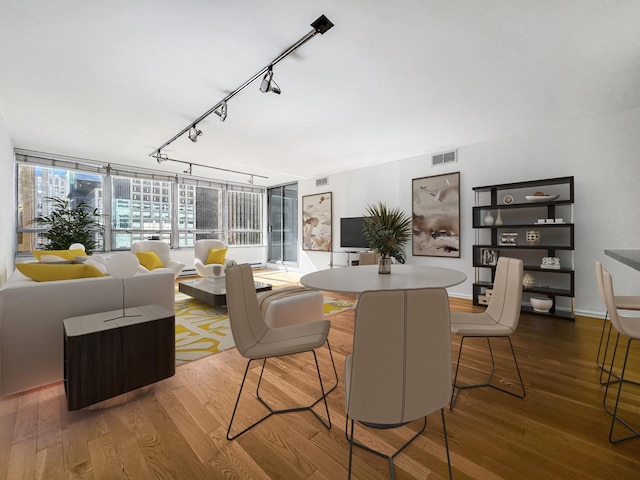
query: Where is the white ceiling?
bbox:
[1,1,639,187]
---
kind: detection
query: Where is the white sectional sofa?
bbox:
[0,268,175,396]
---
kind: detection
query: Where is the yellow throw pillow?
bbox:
[16,263,105,282]
[205,248,227,265]
[32,249,85,261]
[135,251,164,270]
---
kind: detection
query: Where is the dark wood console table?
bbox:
[63,304,175,411]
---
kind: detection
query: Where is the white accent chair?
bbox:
[450,256,525,408]
[194,239,235,277]
[345,288,453,479]
[224,264,337,440]
[131,240,185,279]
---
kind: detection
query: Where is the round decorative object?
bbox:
[503,194,514,205]
[523,272,536,288]
[107,253,140,279]
[530,296,553,313]
[526,230,541,245]
[69,243,85,251]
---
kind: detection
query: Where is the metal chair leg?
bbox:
[227,344,336,441]
[603,336,640,444]
[451,335,525,409]
[346,415,427,480]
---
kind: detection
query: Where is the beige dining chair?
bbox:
[345,288,453,479]
[601,268,640,443]
[224,263,337,440]
[358,251,380,266]
[595,260,640,384]
[450,256,525,409]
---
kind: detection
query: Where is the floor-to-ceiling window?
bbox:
[267,183,298,264]
[15,152,265,253]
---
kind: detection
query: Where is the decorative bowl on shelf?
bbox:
[525,194,559,202]
[530,297,553,313]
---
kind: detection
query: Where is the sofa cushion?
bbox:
[15,263,105,282]
[32,248,85,261]
[205,248,227,265]
[135,251,164,270]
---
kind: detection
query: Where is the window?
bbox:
[15,152,265,253]
[16,163,104,253]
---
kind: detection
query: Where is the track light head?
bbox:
[260,66,281,94]
[188,125,202,142]
[214,100,228,122]
[311,15,334,34]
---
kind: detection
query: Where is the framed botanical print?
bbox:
[412,172,460,257]
[302,192,332,251]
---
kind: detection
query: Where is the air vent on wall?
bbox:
[432,150,457,166]
[316,177,329,187]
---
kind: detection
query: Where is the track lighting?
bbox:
[188,125,202,142]
[260,66,280,94]
[184,163,193,175]
[150,14,334,173]
[214,101,227,122]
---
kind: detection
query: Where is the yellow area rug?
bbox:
[174,271,354,366]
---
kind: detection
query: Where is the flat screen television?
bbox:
[340,216,370,249]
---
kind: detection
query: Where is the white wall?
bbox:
[298,106,640,318]
[0,113,15,286]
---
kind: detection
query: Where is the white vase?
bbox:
[483,211,494,226]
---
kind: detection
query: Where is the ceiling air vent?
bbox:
[432,150,457,166]
[316,177,329,187]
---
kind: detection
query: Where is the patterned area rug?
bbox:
[174,271,354,366]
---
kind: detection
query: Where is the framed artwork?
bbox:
[412,172,460,257]
[499,232,518,246]
[302,192,332,251]
[481,248,499,266]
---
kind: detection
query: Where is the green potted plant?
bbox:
[362,202,412,274]
[31,196,105,254]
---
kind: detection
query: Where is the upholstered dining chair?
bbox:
[224,263,338,440]
[194,239,235,277]
[130,240,185,279]
[601,268,640,443]
[595,260,640,384]
[358,251,380,266]
[450,256,525,409]
[345,288,453,479]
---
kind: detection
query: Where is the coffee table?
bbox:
[178,277,272,307]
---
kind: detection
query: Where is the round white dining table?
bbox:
[300,264,467,294]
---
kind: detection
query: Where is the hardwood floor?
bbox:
[1,291,640,479]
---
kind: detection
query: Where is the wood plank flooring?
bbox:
[1,288,640,479]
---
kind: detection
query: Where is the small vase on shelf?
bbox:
[483,211,495,226]
[495,208,503,226]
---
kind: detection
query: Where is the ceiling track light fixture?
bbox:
[214,100,228,121]
[149,14,334,167]
[151,151,269,181]
[260,66,281,94]
[188,125,203,142]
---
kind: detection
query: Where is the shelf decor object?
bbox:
[471,176,574,319]
[526,230,541,245]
